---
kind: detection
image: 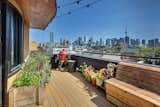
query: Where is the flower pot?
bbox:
[9,86,45,107]
[91,78,96,86]
[96,78,103,86]
[10,86,36,107]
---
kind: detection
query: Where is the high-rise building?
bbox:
[155,38,159,46]
[111,38,117,47]
[78,37,82,46]
[105,39,111,48]
[124,28,130,46]
[148,39,154,47]
[100,38,103,46]
[130,39,136,47]
[148,38,159,47]
[88,37,93,47]
[60,38,63,46]
[135,39,140,46]
[84,36,86,44]
[50,32,54,46]
[142,39,146,46]
[96,40,99,46]
[118,38,124,44]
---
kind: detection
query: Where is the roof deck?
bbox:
[14,70,114,107]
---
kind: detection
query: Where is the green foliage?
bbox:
[77,62,88,73]
[14,71,41,87]
[14,52,51,87]
[155,47,160,57]
[136,47,160,59]
[91,46,105,50]
[137,47,152,57]
[44,63,52,83]
[112,45,123,51]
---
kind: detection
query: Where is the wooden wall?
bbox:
[116,62,160,94]
[7,0,30,91]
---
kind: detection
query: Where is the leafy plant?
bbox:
[77,62,88,73]
[14,71,41,87]
[13,52,51,87]
[107,63,117,78]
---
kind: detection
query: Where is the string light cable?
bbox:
[56,0,103,17]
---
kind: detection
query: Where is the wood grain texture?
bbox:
[116,62,160,94]
[13,70,114,107]
[9,0,56,29]
[106,78,160,107]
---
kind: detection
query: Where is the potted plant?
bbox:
[13,53,51,106]
[91,72,97,86]
[95,68,107,87]
[107,63,117,78]
[13,62,42,106]
[83,66,94,82]
[76,62,88,73]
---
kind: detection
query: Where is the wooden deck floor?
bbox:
[15,70,114,107]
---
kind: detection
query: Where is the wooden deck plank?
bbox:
[53,71,96,107]
[53,72,84,107]
[15,70,114,107]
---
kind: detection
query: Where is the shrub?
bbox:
[13,52,51,87]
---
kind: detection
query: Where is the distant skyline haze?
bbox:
[30,0,160,43]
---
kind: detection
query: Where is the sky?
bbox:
[30,0,160,43]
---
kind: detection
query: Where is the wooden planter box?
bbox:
[9,86,45,107]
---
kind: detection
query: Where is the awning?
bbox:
[9,0,57,30]
[29,0,57,29]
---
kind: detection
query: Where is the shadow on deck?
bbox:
[14,70,114,107]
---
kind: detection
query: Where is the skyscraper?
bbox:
[148,39,154,47]
[130,39,136,47]
[135,39,140,46]
[155,38,159,46]
[111,38,117,47]
[60,38,63,46]
[50,32,54,46]
[124,28,130,47]
[88,37,93,47]
[142,39,146,46]
[78,37,82,46]
[118,38,125,44]
[100,38,103,46]
[84,36,86,44]
[106,39,111,48]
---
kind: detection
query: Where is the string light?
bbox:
[57,0,83,9]
[56,0,102,17]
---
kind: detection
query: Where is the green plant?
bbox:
[77,62,88,73]
[14,52,51,87]
[14,71,41,87]
[107,63,117,77]
[44,63,51,83]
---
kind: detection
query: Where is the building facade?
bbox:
[0,0,56,106]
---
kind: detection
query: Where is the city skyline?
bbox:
[43,32,160,49]
[30,0,160,43]
[31,29,160,44]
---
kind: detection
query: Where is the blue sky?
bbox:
[30,0,160,43]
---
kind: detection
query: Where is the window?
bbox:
[0,3,2,106]
[6,4,24,72]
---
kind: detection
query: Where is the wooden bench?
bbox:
[105,62,160,107]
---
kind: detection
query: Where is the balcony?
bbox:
[9,53,160,107]
[13,70,114,107]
